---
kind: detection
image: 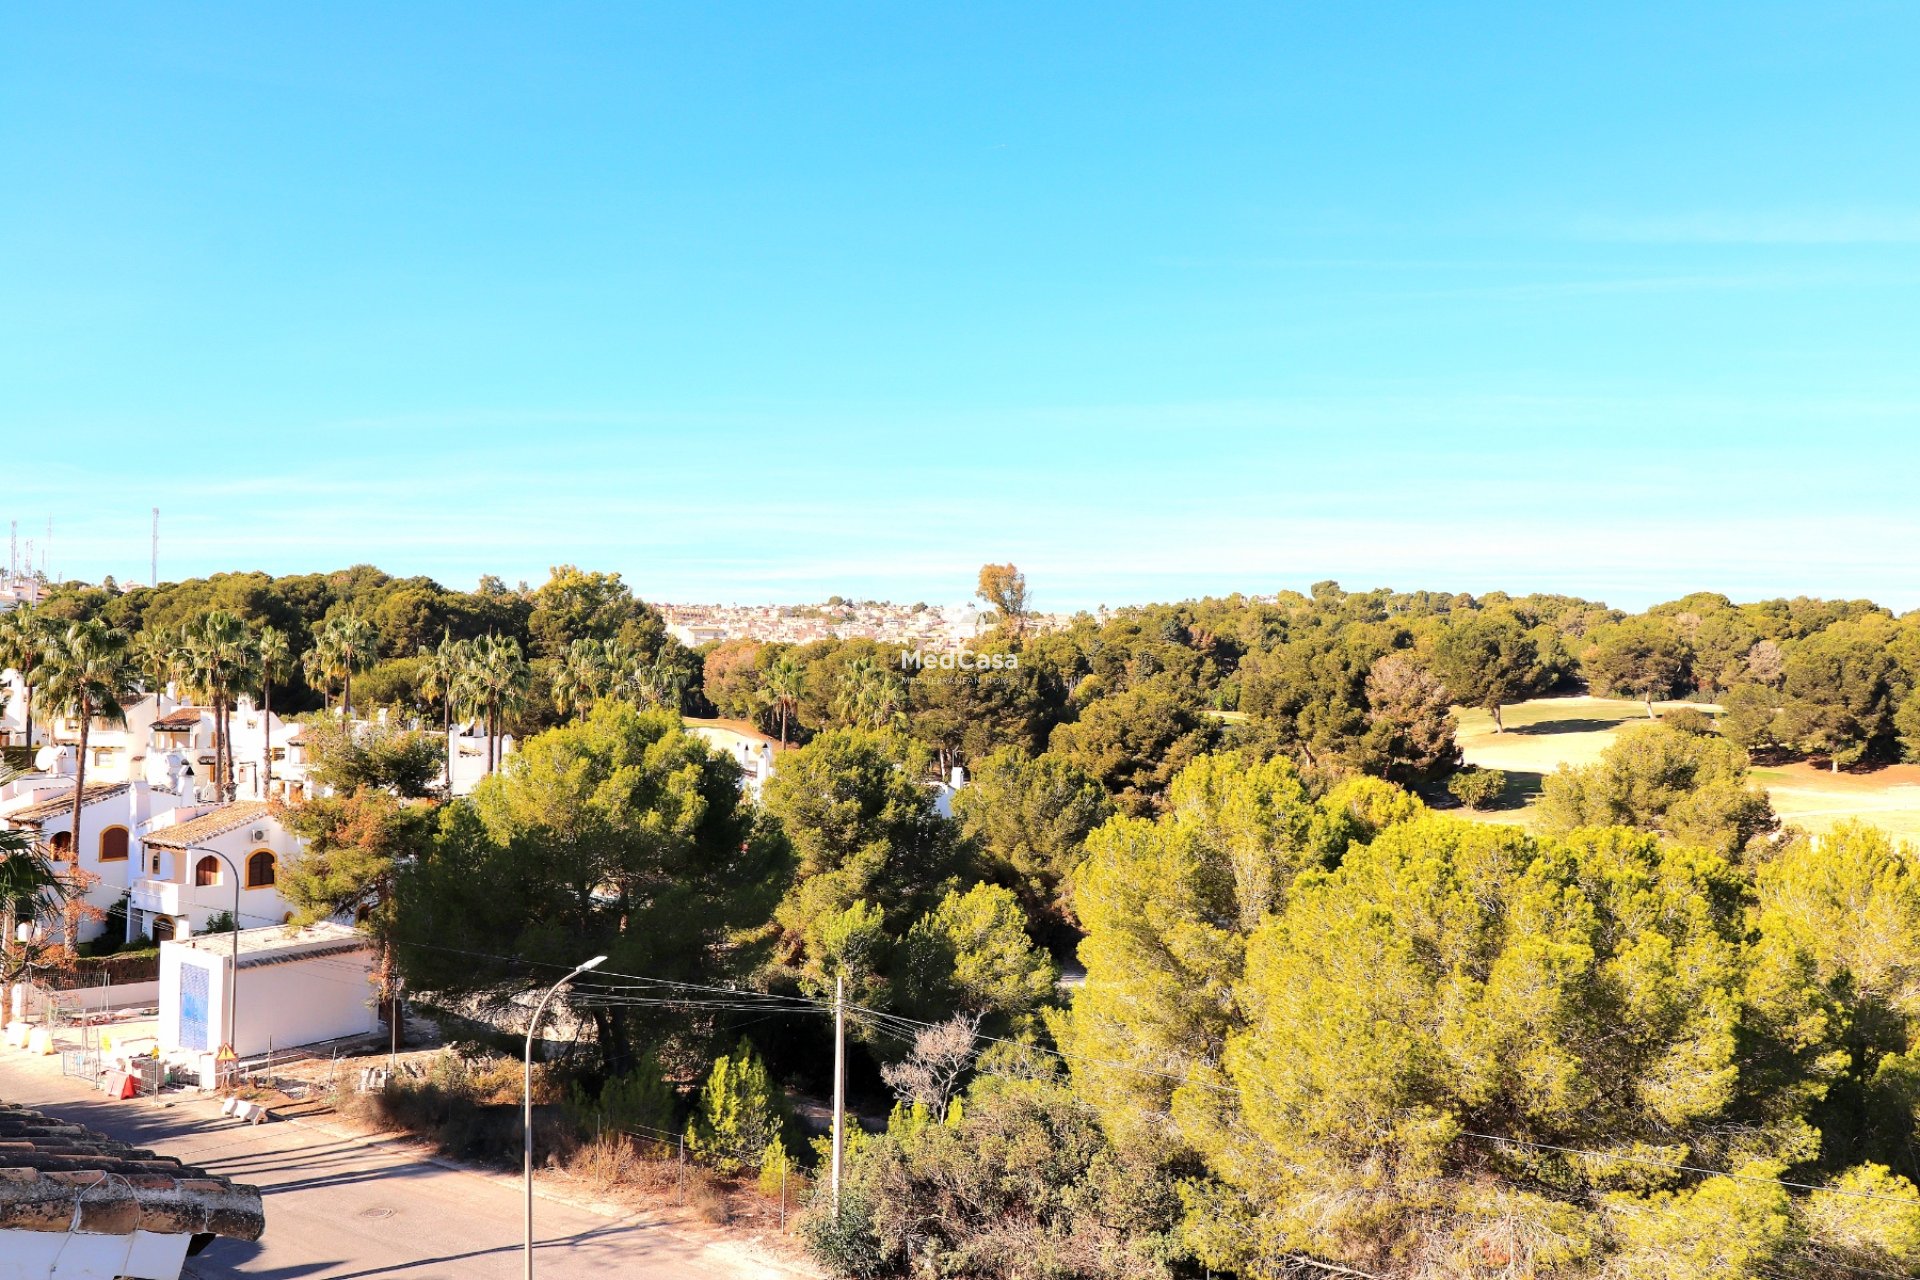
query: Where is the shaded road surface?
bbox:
[0,1057,797,1279]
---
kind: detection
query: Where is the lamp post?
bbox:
[184,846,242,1070]
[524,955,605,1280]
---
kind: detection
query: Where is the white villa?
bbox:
[2,673,297,802]
[132,801,303,942]
[0,773,302,946]
[3,667,509,804]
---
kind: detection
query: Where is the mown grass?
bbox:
[1455,696,1920,843]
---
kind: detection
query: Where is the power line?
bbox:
[369,936,1920,1221]
[387,937,823,1010]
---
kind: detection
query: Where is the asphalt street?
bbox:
[0,1055,799,1279]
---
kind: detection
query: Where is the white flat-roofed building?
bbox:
[157,921,377,1062]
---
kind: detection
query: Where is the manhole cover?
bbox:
[358,1207,397,1220]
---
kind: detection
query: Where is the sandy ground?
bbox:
[1456,695,1678,773]
[1755,761,1920,842]
[1455,695,1920,842]
[684,717,784,757]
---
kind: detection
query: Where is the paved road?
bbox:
[0,1057,795,1279]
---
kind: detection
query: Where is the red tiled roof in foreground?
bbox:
[0,1102,265,1240]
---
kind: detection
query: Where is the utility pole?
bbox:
[832,974,845,1211]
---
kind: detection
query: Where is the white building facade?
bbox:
[157,922,377,1061]
[131,802,303,943]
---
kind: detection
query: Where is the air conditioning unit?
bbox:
[251,828,267,842]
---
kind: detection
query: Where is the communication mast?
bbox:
[152,507,160,587]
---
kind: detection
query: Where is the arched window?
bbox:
[48,831,72,860]
[98,826,129,862]
[194,856,221,886]
[246,849,276,888]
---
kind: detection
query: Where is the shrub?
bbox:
[567,1052,677,1143]
[330,1049,572,1167]
[1447,766,1507,812]
[800,1190,886,1278]
[1660,705,1718,735]
[63,948,161,987]
[685,1167,732,1224]
[685,1039,786,1174]
[757,1138,793,1198]
[807,1077,1180,1279]
[567,1133,641,1192]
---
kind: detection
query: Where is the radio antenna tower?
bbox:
[151,507,160,587]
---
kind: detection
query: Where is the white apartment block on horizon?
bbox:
[661,599,1018,650]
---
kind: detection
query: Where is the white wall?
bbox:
[159,943,378,1058]
[57,979,160,1012]
[151,819,301,935]
[3,782,185,945]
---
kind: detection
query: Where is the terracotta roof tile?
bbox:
[141,801,278,849]
[2,782,131,825]
[152,708,208,731]
[0,1103,265,1240]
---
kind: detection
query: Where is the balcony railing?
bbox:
[130,879,183,918]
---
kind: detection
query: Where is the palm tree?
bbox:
[417,631,469,795]
[254,625,291,795]
[553,637,612,719]
[33,621,132,950]
[630,650,692,713]
[836,656,905,730]
[317,613,379,721]
[462,635,529,774]
[762,652,805,747]
[183,612,251,800]
[129,629,177,694]
[0,609,54,753]
[0,777,70,986]
[302,643,336,711]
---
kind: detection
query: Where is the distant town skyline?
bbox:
[6,527,1917,619]
[7,6,1920,611]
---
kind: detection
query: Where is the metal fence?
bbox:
[59,1047,101,1080]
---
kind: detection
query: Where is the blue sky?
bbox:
[4,3,1918,611]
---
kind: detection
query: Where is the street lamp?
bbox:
[184,846,243,1071]
[524,955,605,1280]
